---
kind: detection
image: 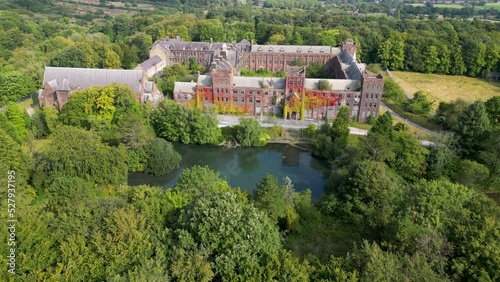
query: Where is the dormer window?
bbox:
[269,47,273,52]
[320,49,324,53]
[258,47,262,52]
[297,48,302,52]
[279,48,284,53]
[308,48,313,53]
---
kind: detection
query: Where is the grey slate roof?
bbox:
[304,79,359,91]
[139,55,163,70]
[157,38,228,52]
[197,75,213,86]
[174,82,196,93]
[251,44,341,55]
[43,67,145,93]
[213,58,233,70]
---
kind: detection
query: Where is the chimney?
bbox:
[251,39,254,45]
[210,38,213,44]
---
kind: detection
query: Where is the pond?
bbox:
[128,143,329,198]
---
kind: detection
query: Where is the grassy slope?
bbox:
[391,71,500,106]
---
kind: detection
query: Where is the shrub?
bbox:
[404,91,433,116]
[144,138,181,176]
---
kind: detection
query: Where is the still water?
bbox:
[128,143,329,198]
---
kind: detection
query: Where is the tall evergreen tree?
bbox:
[456,100,491,156]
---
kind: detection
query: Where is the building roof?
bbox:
[213,58,233,71]
[232,76,286,89]
[174,82,196,94]
[250,44,341,55]
[156,38,229,52]
[197,75,213,86]
[139,55,163,71]
[43,67,145,93]
[304,79,359,91]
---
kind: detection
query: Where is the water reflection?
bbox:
[128,143,329,198]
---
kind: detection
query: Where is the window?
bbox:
[375,94,378,99]
[225,97,228,102]
[373,103,377,108]
[347,94,351,98]
[241,97,245,102]
[370,94,373,99]
[184,95,187,99]
[249,98,253,102]
[346,101,350,106]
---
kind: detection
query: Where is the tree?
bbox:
[253,174,287,223]
[485,96,500,126]
[312,107,350,160]
[318,29,340,46]
[434,99,469,130]
[152,101,220,145]
[144,138,181,176]
[0,111,20,142]
[456,100,491,156]
[0,71,36,105]
[6,102,27,140]
[267,34,286,45]
[423,45,440,73]
[172,192,281,280]
[317,79,332,91]
[341,160,402,227]
[389,131,429,180]
[292,31,303,45]
[49,45,90,68]
[437,44,451,74]
[404,91,433,115]
[425,132,459,180]
[32,126,128,188]
[451,159,489,190]
[369,111,393,137]
[378,32,405,70]
[236,118,267,147]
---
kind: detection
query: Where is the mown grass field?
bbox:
[410,3,500,10]
[477,3,500,10]
[390,71,500,105]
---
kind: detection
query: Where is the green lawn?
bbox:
[433,3,466,9]
[390,71,500,106]
[475,3,500,10]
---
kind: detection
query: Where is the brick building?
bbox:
[163,38,383,122]
[39,67,162,110]
[147,36,250,77]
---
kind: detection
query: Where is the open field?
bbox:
[433,3,466,9]
[476,3,500,10]
[58,0,155,17]
[390,71,500,105]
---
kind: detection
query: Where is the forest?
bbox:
[1,0,500,107]
[0,0,499,281]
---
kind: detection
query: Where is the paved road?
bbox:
[217,115,368,135]
[218,115,434,146]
